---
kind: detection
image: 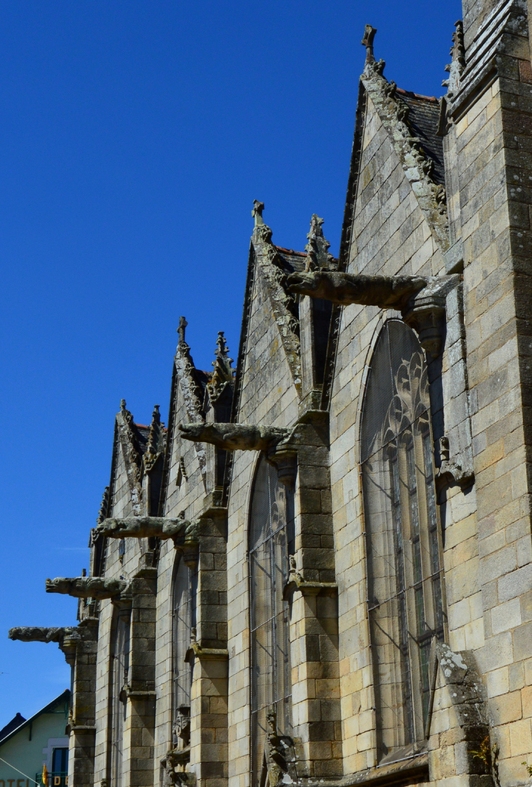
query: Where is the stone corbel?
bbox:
[286,271,461,359]
[283,556,337,600]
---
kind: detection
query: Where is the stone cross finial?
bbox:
[214,331,229,359]
[177,316,188,346]
[252,200,265,226]
[361,25,377,65]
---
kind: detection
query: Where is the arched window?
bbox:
[361,320,444,761]
[249,456,294,785]
[172,556,195,749]
[109,609,130,787]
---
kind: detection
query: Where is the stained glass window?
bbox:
[249,457,294,785]
[109,610,130,787]
[361,320,444,761]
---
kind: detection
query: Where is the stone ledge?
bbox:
[309,752,428,787]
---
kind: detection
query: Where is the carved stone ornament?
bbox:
[265,708,297,787]
[144,404,166,473]
[442,20,466,96]
[287,271,460,358]
[8,626,79,644]
[304,214,336,272]
[179,422,290,453]
[45,576,128,600]
[97,516,187,540]
[287,270,427,308]
[207,331,234,404]
[437,436,475,490]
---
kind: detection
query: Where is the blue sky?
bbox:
[0,0,461,721]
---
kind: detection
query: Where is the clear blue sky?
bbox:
[0,0,461,721]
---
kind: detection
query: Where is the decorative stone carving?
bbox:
[437,436,475,490]
[207,332,234,404]
[443,20,466,97]
[8,626,79,643]
[251,202,302,392]
[179,422,290,452]
[287,271,460,358]
[173,316,207,480]
[265,708,297,787]
[97,516,188,540]
[361,24,377,67]
[144,404,166,473]
[287,270,427,308]
[304,214,336,272]
[45,576,128,600]
[252,199,265,226]
[117,399,143,515]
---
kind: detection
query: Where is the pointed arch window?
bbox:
[109,608,130,787]
[172,556,195,750]
[361,320,444,761]
[249,456,294,786]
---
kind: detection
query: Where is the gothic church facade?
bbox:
[10,1,532,786]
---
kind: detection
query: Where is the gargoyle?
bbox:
[46,577,128,600]
[179,422,290,452]
[286,270,428,309]
[96,517,188,540]
[8,626,79,643]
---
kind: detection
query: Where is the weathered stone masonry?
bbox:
[10,2,532,787]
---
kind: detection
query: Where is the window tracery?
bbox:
[249,457,294,785]
[361,319,444,761]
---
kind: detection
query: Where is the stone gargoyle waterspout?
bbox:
[286,270,428,308]
[96,516,196,541]
[287,270,460,358]
[178,422,290,452]
[8,626,79,643]
[45,576,128,600]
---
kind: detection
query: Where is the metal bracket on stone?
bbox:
[45,576,129,601]
[287,271,461,359]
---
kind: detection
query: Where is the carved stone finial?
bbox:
[177,316,188,347]
[305,214,333,272]
[361,25,377,65]
[208,332,234,403]
[120,398,127,411]
[443,20,465,95]
[144,405,164,472]
[252,200,265,226]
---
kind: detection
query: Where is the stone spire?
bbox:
[144,404,165,472]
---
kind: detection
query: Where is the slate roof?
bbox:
[0,713,26,743]
[396,88,445,185]
[274,246,307,272]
